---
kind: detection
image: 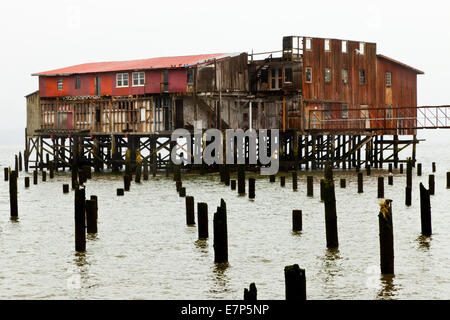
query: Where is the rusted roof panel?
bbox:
[377,54,424,74]
[32,53,230,76]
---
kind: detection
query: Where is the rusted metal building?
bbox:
[24,36,448,172]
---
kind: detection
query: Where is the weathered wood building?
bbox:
[26,36,437,172]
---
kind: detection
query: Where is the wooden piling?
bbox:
[9,170,18,218]
[388,163,393,173]
[86,199,98,234]
[280,176,286,187]
[292,171,297,191]
[428,174,435,195]
[42,171,46,182]
[71,164,77,189]
[24,177,30,188]
[248,178,255,199]
[447,172,450,189]
[124,174,130,191]
[419,183,432,236]
[33,170,38,185]
[19,152,23,172]
[4,167,8,181]
[292,210,302,232]
[366,165,371,176]
[405,186,412,206]
[213,201,228,263]
[176,180,182,193]
[63,184,69,193]
[224,165,230,186]
[49,164,54,179]
[15,155,18,174]
[417,163,422,176]
[143,159,149,181]
[284,264,306,300]
[406,158,412,188]
[377,177,384,198]
[237,165,245,195]
[432,162,436,173]
[323,168,338,249]
[307,176,313,197]
[339,179,346,188]
[270,175,275,183]
[357,172,363,193]
[399,164,403,174]
[244,283,257,301]
[117,188,124,196]
[379,199,394,274]
[74,187,86,252]
[230,179,236,190]
[388,174,393,186]
[186,196,195,225]
[179,187,186,197]
[135,163,142,183]
[197,202,208,239]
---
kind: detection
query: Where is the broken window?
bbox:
[305,38,312,50]
[325,39,330,51]
[342,69,348,84]
[261,69,268,83]
[187,69,194,84]
[386,72,392,87]
[386,104,392,118]
[75,76,81,89]
[359,70,366,85]
[342,104,348,119]
[284,67,293,83]
[324,68,331,83]
[359,42,365,55]
[342,40,347,53]
[57,78,63,91]
[132,72,145,86]
[116,73,129,87]
[305,67,312,83]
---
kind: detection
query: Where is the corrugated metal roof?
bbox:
[32,53,231,76]
[377,54,424,75]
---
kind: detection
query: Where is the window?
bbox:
[325,39,330,51]
[342,69,348,84]
[57,78,63,91]
[187,69,194,84]
[75,76,81,89]
[284,67,293,83]
[324,68,331,83]
[163,70,168,92]
[342,104,348,119]
[386,72,392,87]
[359,70,366,85]
[324,103,332,120]
[305,67,312,83]
[132,72,145,86]
[386,104,392,118]
[305,38,312,50]
[359,42,365,55]
[342,40,347,53]
[270,68,282,90]
[116,73,129,87]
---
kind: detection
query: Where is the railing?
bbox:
[307,106,450,132]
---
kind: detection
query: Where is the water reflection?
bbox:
[210,262,230,294]
[416,235,432,251]
[377,274,398,299]
[194,239,208,251]
[318,249,342,283]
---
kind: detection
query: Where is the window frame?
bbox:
[342,40,347,53]
[342,104,349,119]
[270,68,282,90]
[359,42,365,55]
[386,104,393,119]
[386,72,392,87]
[359,69,366,85]
[324,68,332,84]
[132,72,145,87]
[57,78,63,91]
[305,38,312,51]
[305,67,312,83]
[342,69,348,84]
[75,76,81,90]
[116,73,129,88]
[325,39,331,52]
[284,67,293,83]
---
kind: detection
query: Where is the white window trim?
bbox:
[132,72,145,87]
[342,40,347,53]
[359,42,365,55]
[342,69,348,84]
[116,73,129,88]
[325,39,331,52]
[305,38,312,51]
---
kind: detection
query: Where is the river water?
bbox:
[0,130,449,300]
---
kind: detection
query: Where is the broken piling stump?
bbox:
[224,165,230,186]
[186,196,195,225]
[117,188,124,196]
[447,172,450,189]
[357,172,363,193]
[4,167,8,181]
[284,264,306,300]
[432,162,436,173]
[307,176,313,197]
[324,167,338,249]
[237,165,245,195]
[340,178,346,188]
[428,174,435,195]
[9,170,18,218]
[379,199,394,275]
[292,210,302,232]
[19,152,23,172]
[292,171,297,191]
[63,184,69,193]
[280,176,285,187]
[366,165,371,176]
[176,180,182,193]
[270,175,275,183]
[399,164,403,174]
[135,163,142,183]
[197,202,208,239]
[33,170,38,185]
[86,199,98,234]
[248,178,255,199]
[230,180,236,190]
[388,163,393,173]
[420,183,432,236]
[179,187,186,197]
[405,186,412,206]
[74,187,86,252]
[124,174,130,191]
[388,174,393,186]
[213,200,228,263]
[143,159,149,181]
[377,177,384,198]
[243,283,257,301]
[24,177,30,188]
[42,171,46,182]
[417,163,422,176]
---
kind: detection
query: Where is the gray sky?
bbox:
[1,0,449,137]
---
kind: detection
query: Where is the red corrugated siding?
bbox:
[168,69,187,92]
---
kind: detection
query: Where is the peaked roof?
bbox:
[32,53,233,76]
[377,54,424,74]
